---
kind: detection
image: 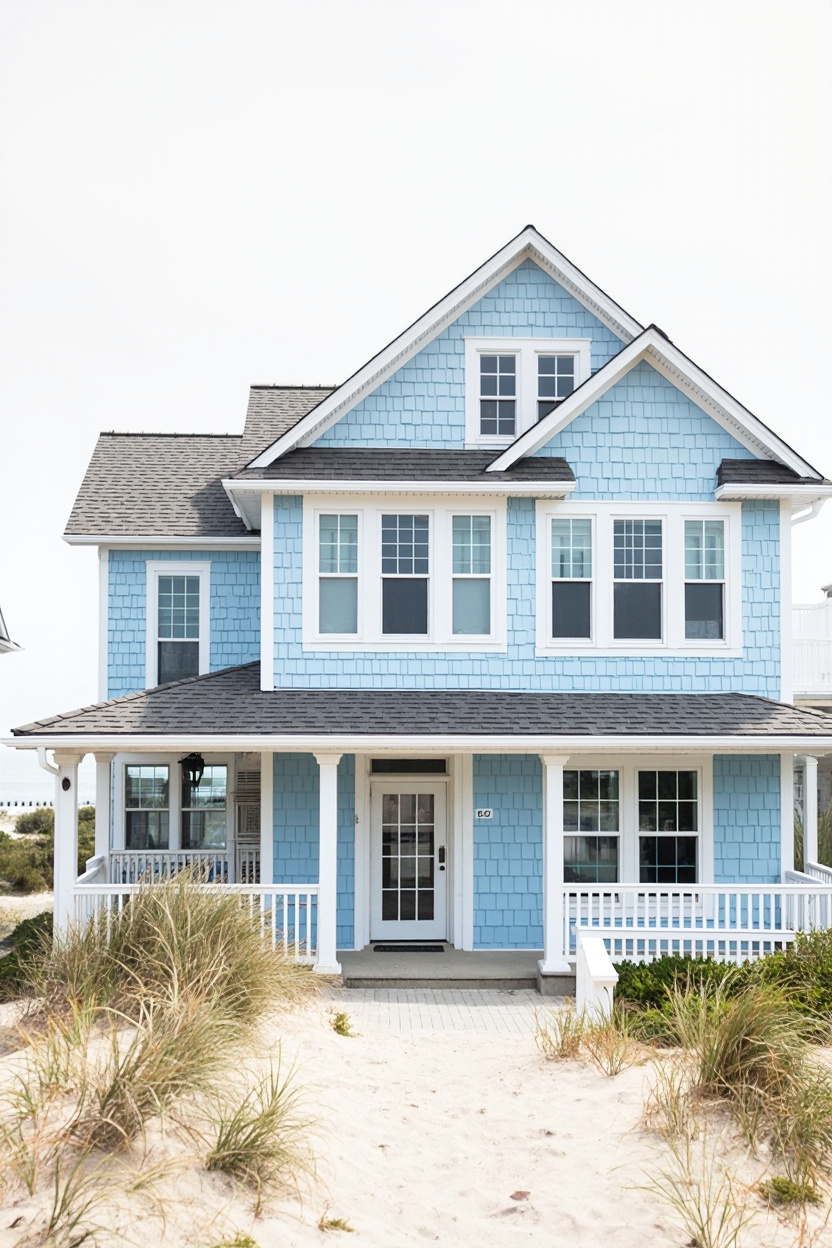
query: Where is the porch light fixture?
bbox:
[179,752,205,787]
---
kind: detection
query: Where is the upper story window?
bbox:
[684,520,724,640]
[613,519,663,640]
[145,562,210,689]
[381,514,430,635]
[479,356,517,436]
[536,504,741,656]
[551,518,592,639]
[302,500,506,651]
[465,337,591,447]
[538,355,576,419]
[319,514,358,634]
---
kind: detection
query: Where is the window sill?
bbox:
[535,644,744,659]
[301,637,508,653]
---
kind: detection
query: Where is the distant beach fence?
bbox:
[1,796,95,811]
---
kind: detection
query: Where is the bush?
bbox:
[615,956,742,1011]
[0,806,95,894]
[0,910,52,1002]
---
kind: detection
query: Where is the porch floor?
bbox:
[338,944,561,992]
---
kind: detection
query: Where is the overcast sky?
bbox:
[1,0,830,794]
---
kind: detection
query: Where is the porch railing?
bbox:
[73,883,318,959]
[109,851,231,884]
[564,882,832,964]
[805,860,832,886]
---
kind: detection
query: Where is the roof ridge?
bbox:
[98,432,241,439]
[249,384,337,391]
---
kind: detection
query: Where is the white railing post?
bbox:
[54,752,85,932]
[804,755,819,869]
[576,930,618,1020]
[314,753,342,975]
[93,753,113,862]
[260,752,273,889]
[539,753,571,975]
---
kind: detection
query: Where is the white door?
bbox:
[370,784,448,941]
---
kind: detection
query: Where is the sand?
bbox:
[0,991,829,1246]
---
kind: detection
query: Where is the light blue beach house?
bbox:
[10,226,832,992]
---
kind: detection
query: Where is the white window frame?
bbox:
[302,496,507,651]
[316,512,363,639]
[561,756,713,886]
[113,752,235,854]
[145,562,210,689]
[536,502,742,657]
[464,336,592,448]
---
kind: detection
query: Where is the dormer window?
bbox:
[479,355,517,436]
[465,337,591,447]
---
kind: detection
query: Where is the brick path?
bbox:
[326,987,553,1035]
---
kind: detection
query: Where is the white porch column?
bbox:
[804,755,819,867]
[93,754,113,863]
[539,753,571,975]
[53,752,85,934]
[314,752,342,975]
[260,752,274,886]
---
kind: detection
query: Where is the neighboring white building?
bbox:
[0,604,20,655]
[794,588,832,813]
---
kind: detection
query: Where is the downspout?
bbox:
[37,748,59,776]
[791,500,824,527]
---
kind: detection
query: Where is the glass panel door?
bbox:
[371,784,447,940]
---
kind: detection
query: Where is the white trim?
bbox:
[715,485,832,503]
[540,753,570,973]
[248,227,641,467]
[353,755,371,949]
[64,535,260,549]
[225,478,575,499]
[260,494,274,692]
[463,336,592,448]
[301,497,507,652]
[489,328,823,480]
[781,752,795,879]
[12,734,832,754]
[260,751,274,888]
[459,753,474,950]
[98,547,109,701]
[535,501,743,657]
[780,499,793,703]
[144,562,210,690]
[113,752,235,857]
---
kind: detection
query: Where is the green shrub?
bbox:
[0,911,52,1002]
[0,807,95,894]
[615,956,742,1011]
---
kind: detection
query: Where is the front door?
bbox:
[370,784,447,941]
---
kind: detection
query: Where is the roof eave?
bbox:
[62,534,261,548]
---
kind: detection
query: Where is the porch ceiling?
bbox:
[9,662,832,753]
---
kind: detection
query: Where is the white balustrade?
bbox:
[805,860,832,885]
[236,847,261,884]
[72,883,318,960]
[110,850,231,884]
[793,638,832,698]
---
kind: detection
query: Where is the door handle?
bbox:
[438,845,446,871]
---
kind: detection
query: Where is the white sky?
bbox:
[1,0,830,794]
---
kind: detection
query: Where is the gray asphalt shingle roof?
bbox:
[236,449,575,482]
[717,459,829,486]
[13,663,832,738]
[239,386,335,464]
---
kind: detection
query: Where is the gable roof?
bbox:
[235,448,575,483]
[11,661,832,745]
[487,325,826,481]
[246,226,644,469]
[240,385,335,462]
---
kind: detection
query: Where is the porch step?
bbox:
[338,947,575,994]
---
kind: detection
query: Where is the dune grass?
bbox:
[534,1004,642,1075]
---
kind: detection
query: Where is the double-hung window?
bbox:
[381,514,430,635]
[125,765,170,850]
[319,514,358,634]
[638,770,698,883]
[479,355,517,436]
[684,520,724,639]
[563,770,620,883]
[157,575,200,684]
[452,515,491,635]
[551,518,592,639]
[538,355,576,419]
[613,519,663,640]
[182,764,228,850]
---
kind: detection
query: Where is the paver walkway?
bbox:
[326,986,556,1035]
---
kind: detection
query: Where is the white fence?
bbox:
[73,883,318,960]
[793,638,832,699]
[562,882,832,964]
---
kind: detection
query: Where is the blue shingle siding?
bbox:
[313,260,623,448]
[534,361,756,499]
[275,497,780,695]
[107,549,260,699]
[473,755,543,949]
[271,752,355,949]
[713,755,781,883]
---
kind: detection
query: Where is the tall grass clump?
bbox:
[645,1135,757,1248]
[33,871,318,1027]
[202,1059,314,1213]
[535,1004,641,1075]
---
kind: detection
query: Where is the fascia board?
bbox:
[8,733,832,753]
[489,330,823,478]
[247,228,643,469]
[222,478,576,498]
[714,484,832,502]
[62,535,260,549]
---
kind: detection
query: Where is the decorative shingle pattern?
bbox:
[240,386,334,464]
[14,662,832,737]
[717,459,828,486]
[238,448,575,483]
[65,434,248,538]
